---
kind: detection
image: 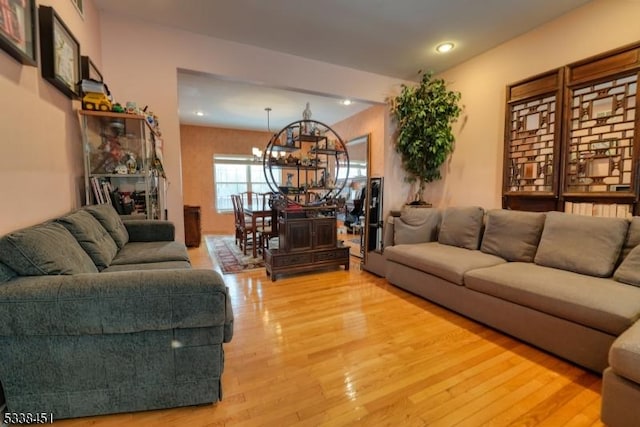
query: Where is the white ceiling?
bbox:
[95,0,593,131]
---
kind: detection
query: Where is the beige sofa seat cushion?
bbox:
[385,242,506,285]
[609,321,640,384]
[465,262,640,335]
[438,206,485,250]
[534,212,629,277]
[480,209,545,262]
[394,208,441,245]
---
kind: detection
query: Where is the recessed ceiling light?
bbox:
[341,99,353,106]
[435,42,455,54]
[195,111,204,117]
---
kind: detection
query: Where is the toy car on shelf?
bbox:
[82,92,112,111]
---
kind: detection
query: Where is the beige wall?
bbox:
[181,125,272,234]
[427,0,640,210]
[0,0,102,235]
[331,104,386,178]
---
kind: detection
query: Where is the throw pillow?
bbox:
[57,210,118,270]
[614,245,640,287]
[534,211,629,277]
[394,208,441,245]
[0,222,99,275]
[438,206,484,250]
[83,204,129,249]
[480,209,546,262]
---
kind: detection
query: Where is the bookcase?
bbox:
[79,111,165,219]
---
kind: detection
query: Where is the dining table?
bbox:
[243,205,274,258]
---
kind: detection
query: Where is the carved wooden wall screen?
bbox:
[503,42,640,214]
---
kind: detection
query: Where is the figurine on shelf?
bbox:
[302,102,312,121]
[124,152,137,173]
[286,127,294,146]
[302,102,312,134]
[126,101,139,115]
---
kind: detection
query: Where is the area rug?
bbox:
[205,235,265,274]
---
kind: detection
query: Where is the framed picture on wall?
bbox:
[80,55,102,82]
[0,0,37,66]
[39,5,81,98]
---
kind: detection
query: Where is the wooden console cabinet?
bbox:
[265,206,350,281]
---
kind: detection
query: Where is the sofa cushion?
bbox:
[57,210,118,270]
[385,242,506,285]
[609,321,640,384]
[394,208,441,245]
[465,262,640,335]
[110,241,190,266]
[438,206,484,250]
[83,204,129,249]
[0,223,98,275]
[480,209,545,262]
[0,262,16,283]
[621,217,640,261]
[102,260,192,273]
[534,212,629,277]
[614,245,640,287]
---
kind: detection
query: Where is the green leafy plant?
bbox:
[390,70,462,203]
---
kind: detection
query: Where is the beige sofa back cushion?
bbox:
[480,210,546,262]
[614,245,640,287]
[394,208,441,245]
[621,217,640,262]
[534,212,629,277]
[438,206,484,250]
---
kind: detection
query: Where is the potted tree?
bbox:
[389,70,462,204]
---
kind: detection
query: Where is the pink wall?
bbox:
[0,0,102,234]
[180,125,272,234]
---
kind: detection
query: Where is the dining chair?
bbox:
[230,194,243,246]
[233,194,255,255]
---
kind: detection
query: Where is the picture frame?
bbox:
[0,0,37,66]
[80,55,102,82]
[39,6,80,98]
[70,0,83,18]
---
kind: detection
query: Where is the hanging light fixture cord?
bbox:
[265,107,272,132]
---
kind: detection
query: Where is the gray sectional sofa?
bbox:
[0,204,233,420]
[384,206,640,427]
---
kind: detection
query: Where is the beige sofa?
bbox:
[383,206,640,427]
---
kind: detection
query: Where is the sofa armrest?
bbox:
[610,320,640,385]
[0,269,233,339]
[124,220,175,242]
[383,216,396,249]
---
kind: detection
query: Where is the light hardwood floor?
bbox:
[56,239,605,426]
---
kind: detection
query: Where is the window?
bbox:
[213,155,279,212]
